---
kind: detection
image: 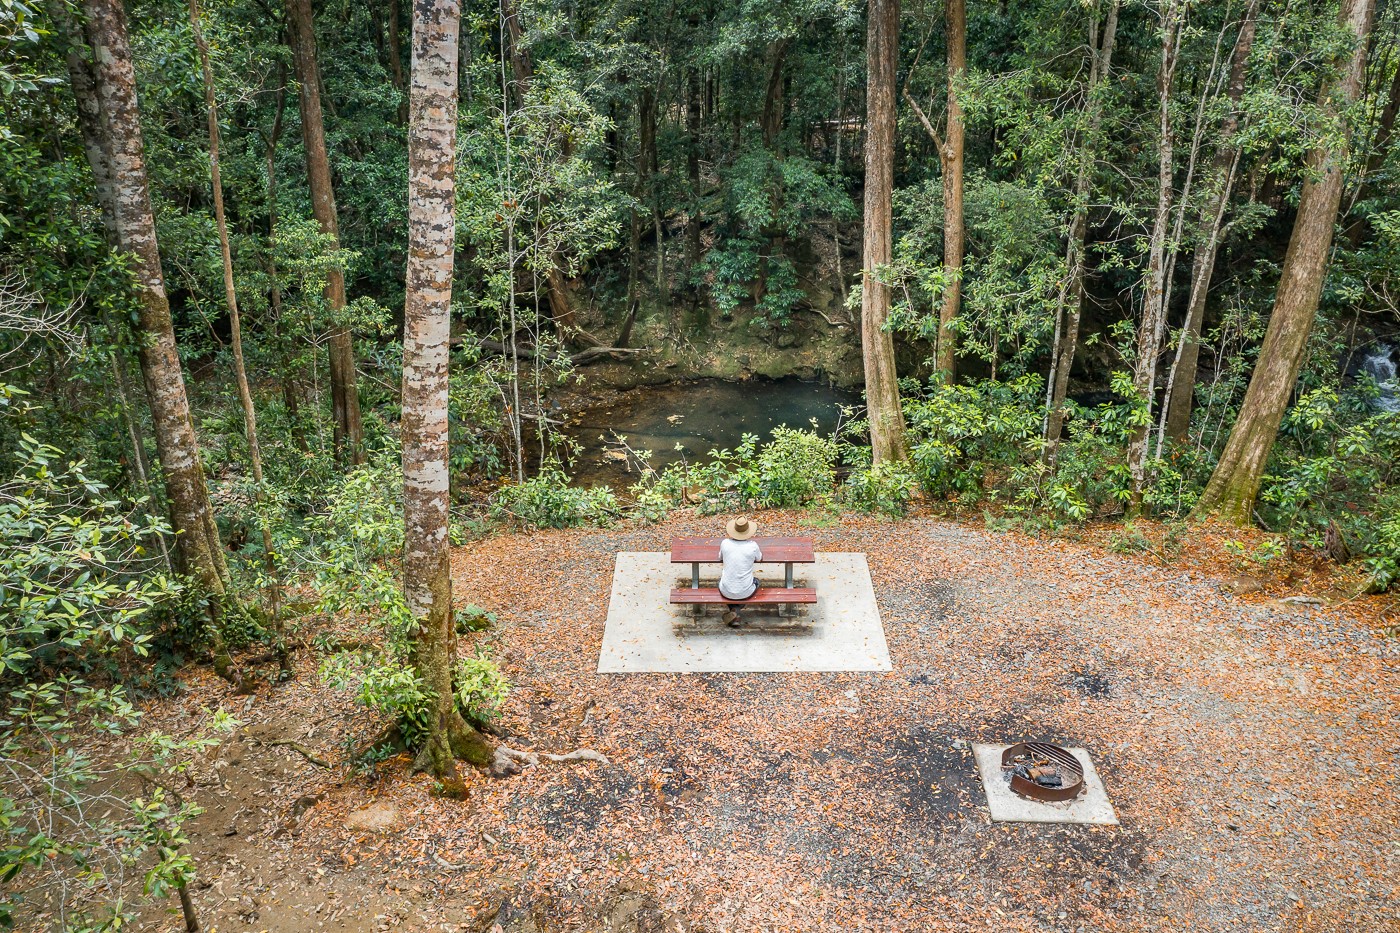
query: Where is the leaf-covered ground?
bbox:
[144,512,1398,932]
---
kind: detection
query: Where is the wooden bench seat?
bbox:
[669,587,817,605]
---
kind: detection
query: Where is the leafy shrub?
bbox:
[449,352,506,480]
[453,653,511,727]
[645,428,838,515]
[1359,490,1400,590]
[312,460,514,746]
[678,433,764,513]
[0,436,237,928]
[1258,395,1400,588]
[842,460,918,516]
[492,464,619,528]
[986,375,1139,523]
[2,436,178,666]
[310,457,412,635]
[1223,537,1285,570]
[756,427,837,506]
[1107,523,1154,555]
[324,654,434,745]
[903,375,1043,498]
[455,604,497,633]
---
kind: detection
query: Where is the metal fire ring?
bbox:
[1001,741,1086,802]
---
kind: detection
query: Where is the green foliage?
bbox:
[841,461,917,516]
[453,653,511,728]
[324,654,433,745]
[1223,537,1285,570]
[311,460,425,741]
[1259,394,1400,589]
[895,374,1145,524]
[902,375,1044,498]
[491,464,620,529]
[755,427,837,506]
[698,149,854,325]
[313,460,514,745]
[1,436,177,672]
[454,604,497,633]
[308,458,412,645]
[1360,492,1400,592]
[449,348,506,481]
[643,426,839,515]
[891,173,1061,374]
[0,434,237,926]
[1107,523,1154,556]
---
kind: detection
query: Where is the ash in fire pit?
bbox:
[1000,741,1085,802]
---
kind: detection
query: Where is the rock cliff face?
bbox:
[570,261,873,390]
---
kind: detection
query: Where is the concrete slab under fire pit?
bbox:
[598,552,891,673]
[973,743,1119,825]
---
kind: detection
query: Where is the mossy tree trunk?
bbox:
[52,0,115,237]
[189,0,287,669]
[1160,0,1260,446]
[861,0,911,465]
[686,64,703,278]
[82,0,237,679]
[286,0,364,466]
[936,0,966,384]
[402,0,491,779]
[1126,0,1183,514]
[1192,0,1376,525]
[1043,0,1120,463]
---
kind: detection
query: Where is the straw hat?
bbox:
[726,516,757,540]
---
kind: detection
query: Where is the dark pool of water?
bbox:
[560,377,861,486]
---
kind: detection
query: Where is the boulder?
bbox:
[345,803,399,833]
[1222,574,1266,596]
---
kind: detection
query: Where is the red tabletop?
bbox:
[669,536,816,564]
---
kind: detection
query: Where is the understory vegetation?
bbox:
[489,374,1400,593]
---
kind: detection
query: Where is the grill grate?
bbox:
[1000,741,1086,802]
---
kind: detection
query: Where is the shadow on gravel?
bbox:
[784,723,1152,917]
[534,769,638,839]
[1069,668,1115,698]
[973,709,1098,751]
[972,821,1152,924]
[887,724,982,822]
[906,579,957,618]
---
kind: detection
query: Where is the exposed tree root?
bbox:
[251,737,330,768]
[490,744,609,778]
[544,749,610,765]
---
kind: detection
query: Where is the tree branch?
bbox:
[902,87,947,165]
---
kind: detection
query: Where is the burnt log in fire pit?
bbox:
[1000,741,1085,802]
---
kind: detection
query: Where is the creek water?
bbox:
[1361,345,1399,413]
[560,377,861,487]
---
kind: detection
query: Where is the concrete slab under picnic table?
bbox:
[598,551,892,673]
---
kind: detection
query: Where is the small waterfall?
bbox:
[1362,344,1400,413]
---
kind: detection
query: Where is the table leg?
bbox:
[785,562,793,588]
[692,562,700,589]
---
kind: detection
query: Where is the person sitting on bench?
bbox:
[719,516,762,627]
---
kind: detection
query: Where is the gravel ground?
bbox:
[146,510,1399,932]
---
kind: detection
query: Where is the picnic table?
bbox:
[668,536,817,607]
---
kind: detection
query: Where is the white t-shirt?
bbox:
[718,538,763,600]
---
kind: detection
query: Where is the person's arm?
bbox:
[751,540,763,561]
